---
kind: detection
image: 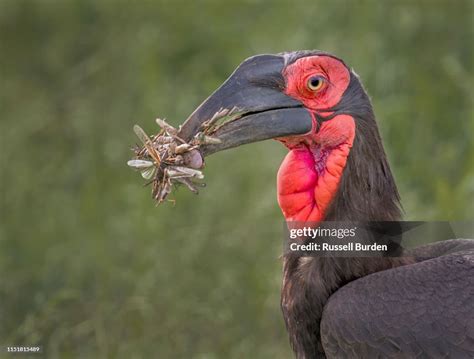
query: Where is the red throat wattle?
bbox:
[277,56,355,223]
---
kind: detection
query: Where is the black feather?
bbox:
[274,51,472,359]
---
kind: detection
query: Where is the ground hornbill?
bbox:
[177,51,474,358]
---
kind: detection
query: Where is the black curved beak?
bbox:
[178,54,313,157]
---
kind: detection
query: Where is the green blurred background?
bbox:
[1,0,473,358]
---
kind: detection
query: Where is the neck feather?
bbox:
[280,106,405,358]
[325,113,402,222]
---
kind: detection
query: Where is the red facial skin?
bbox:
[277,56,355,224]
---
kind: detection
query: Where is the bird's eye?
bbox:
[307,76,325,91]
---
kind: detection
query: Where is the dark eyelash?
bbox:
[320,68,333,87]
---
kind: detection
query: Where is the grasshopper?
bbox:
[129,108,239,205]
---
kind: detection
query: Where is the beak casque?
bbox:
[177,54,313,157]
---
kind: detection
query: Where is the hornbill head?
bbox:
[179,50,401,223]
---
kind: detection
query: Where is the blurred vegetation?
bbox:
[0,0,472,358]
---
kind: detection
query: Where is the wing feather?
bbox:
[321,239,474,358]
